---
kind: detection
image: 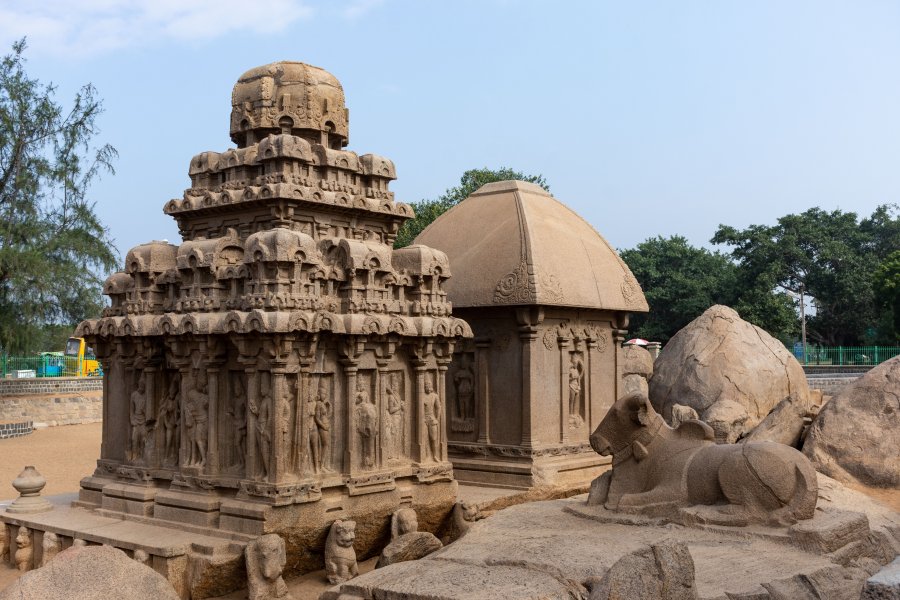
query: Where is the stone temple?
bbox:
[2,61,471,595]
[415,181,648,488]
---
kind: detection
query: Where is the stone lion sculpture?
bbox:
[325,519,358,584]
[245,533,293,600]
[588,391,817,527]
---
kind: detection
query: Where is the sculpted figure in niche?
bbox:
[454,355,474,421]
[325,520,358,584]
[588,391,818,527]
[315,382,332,472]
[354,379,377,469]
[250,379,272,479]
[228,376,246,468]
[305,385,319,473]
[15,526,31,571]
[41,532,60,567]
[159,372,180,466]
[185,375,209,467]
[129,373,148,463]
[422,379,442,462]
[568,354,584,427]
[277,379,292,471]
[245,533,294,600]
[384,378,404,460]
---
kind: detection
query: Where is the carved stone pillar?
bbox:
[516,307,544,448]
[206,363,221,475]
[558,334,570,444]
[414,364,426,462]
[245,369,259,480]
[270,367,288,482]
[475,339,491,445]
[585,335,595,429]
[343,362,359,474]
[436,360,449,462]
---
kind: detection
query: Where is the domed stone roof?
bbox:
[230,61,349,148]
[414,180,648,312]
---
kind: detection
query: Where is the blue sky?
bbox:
[2,0,899,261]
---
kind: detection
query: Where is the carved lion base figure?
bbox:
[449,501,482,541]
[588,392,817,527]
[245,533,293,600]
[325,520,358,584]
[14,527,32,572]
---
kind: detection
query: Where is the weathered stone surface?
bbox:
[245,534,293,600]
[588,540,698,600]
[762,565,868,599]
[862,556,900,600]
[649,305,810,442]
[376,531,442,568]
[0,545,180,600]
[742,395,808,447]
[803,355,900,489]
[324,484,897,600]
[588,390,817,526]
[325,520,358,585]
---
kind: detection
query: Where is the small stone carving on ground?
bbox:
[0,545,180,600]
[40,532,60,567]
[803,354,900,489]
[14,526,32,571]
[133,549,150,565]
[325,519,358,584]
[245,533,294,600]
[588,390,817,526]
[588,540,698,600]
[0,524,8,564]
[376,508,442,568]
[669,404,699,430]
[447,501,482,541]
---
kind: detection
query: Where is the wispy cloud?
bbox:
[341,0,386,20]
[0,0,314,58]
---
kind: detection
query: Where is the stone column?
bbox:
[558,335,570,444]
[342,362,359,474]
[142,364,158,468]
[245,369,259,480]
[178,365,192,468]
[475,340,491,445]
[585,336,595,430]
[270,367,287,482]
[414,363,427,463]
[206,364,221,475]
[436,360,450,462]
[519,327,538,448]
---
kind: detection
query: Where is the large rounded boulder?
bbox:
[803,355,900,489]
[649,305,810,443]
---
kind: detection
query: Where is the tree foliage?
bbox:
[394,167,549,248]
[620,236,740,342]
[0,40,118,353]
[873,249,900,341]
[712,205,899,345]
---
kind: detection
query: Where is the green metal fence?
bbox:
[792,345,900,366]
[0,354,94,378]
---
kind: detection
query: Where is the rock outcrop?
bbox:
[803,355,900,489]
[589,541,698,600]
[649,305,810,443]
[0,545,179,600]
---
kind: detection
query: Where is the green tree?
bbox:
[0,39,118,354]
[873,249,900,341]
[621,236,744,342]
[394,167,549,248]
[712,206,899,345]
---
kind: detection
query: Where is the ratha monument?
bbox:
[1,61,471,597]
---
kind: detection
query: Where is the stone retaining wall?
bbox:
[0,420,33,439]
[807,376,859,397]
[0,377,102,396]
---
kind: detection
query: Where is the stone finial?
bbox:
[376,508,442,568]
[245,534,293,600]
[40,532,60,567]
[15,526,32,571]
[7,466,53,514]
[325,520,358,584]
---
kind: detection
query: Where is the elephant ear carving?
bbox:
[676,419,715,441]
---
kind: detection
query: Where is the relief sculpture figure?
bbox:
[354,381,377,469]
[228,376,247,468]
[129,374,148,463]
[568,354,584,426]
[384,380,404,460]
[454,356,474,421]
[422,379,441,462]
[250,380,272,479]
[306,387,320,473]
[185,376,209,467]
[315,384,332,472]
[159,373,180,466]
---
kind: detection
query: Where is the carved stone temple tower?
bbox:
[66,62,470,580]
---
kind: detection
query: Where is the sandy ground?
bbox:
[0,423,101,501]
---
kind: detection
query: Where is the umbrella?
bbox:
[624,338,649,346]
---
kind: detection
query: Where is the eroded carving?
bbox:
[15,526,31,571]
[0,524,8,564]
[325,520,358,584]
[568,353,584,428]
[129,373,148,463]
[449,500,482,541]
[376,508,442,568]
[384,375,404,461]
[184,374,210,467]
[246,533,293,600]
[159,372,181,466]
[251,376,272,479]
[422,378,441,462]
[354,378,377,470]
[40,532,60,567]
